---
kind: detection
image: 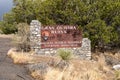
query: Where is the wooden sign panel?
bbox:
[41,25,82,48]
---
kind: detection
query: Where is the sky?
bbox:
[0,0,13,20]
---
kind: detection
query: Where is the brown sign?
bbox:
[41,25,82,48]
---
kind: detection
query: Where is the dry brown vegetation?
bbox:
[7,48,120,80]
[0,34,13,38]
[7,48,34,64]
[7,48,60,64]
[12,23,31,52]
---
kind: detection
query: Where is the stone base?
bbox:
[30,20,91,60]
[36,38,91,60]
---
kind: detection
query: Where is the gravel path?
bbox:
[0,36,34,80]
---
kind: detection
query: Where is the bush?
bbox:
[0,21,17,34]
[57,49,73,61]
[13,23,30,52]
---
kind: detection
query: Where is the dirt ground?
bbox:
[0,35,34,80]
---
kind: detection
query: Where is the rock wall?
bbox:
[30,20,91,60]
[30,20,41,52]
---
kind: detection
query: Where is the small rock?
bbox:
[113,64,120,70]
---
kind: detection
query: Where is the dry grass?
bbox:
[0,34,13,38]
[45,65,102,80]
[44,60,110,80]
[7,48,60,64]
[104,52,120,61]
[31,54,115,80]
[7,48,34,64]
[8,49,116,80]
[114,70,120,80]
[31,70,45,80]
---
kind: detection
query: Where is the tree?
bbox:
[0,0,120,50]
[84,19,118,50]
[0,12,17,34]
[112,15,120,48]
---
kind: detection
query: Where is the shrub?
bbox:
[0,21,17,34]
[57,49,73,61]
[13,23,30,52]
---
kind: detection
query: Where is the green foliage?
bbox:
[1,0,120,50]
[112,16,120,48]
[57,49,73,61]
[84,19,118,49]
[0,21,17,34]
[0,12,17,34]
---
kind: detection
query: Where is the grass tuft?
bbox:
[57,49,73,61]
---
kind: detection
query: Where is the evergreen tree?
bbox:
[0,0,119,50]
